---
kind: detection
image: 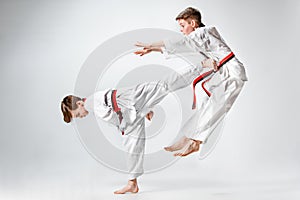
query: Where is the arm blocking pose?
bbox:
[135,7,248,157]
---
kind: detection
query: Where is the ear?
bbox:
[190,20,196,28]
[76,100,83,106]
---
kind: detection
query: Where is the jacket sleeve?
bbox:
[162,35,199,59]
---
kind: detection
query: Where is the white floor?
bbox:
[1,155,299,200]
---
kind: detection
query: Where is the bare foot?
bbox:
[146,111,154,121]
[164,136,189,152]
[114,179,139,194]
[173,139,202,157]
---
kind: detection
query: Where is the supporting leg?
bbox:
[114,178,139,194]
[115,118,146,194]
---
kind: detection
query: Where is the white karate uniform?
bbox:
[84,65,202,180]
[163,26,248,143]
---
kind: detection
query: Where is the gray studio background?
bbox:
[0,0,299,199]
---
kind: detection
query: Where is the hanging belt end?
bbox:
[192,102,196,110]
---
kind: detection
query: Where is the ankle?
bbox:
[128,179,137,186]
[192,139,202,145]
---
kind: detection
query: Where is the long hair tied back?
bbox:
[61,95,82,123]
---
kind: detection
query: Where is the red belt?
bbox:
[192,52,235,109]
[111,90,124,135]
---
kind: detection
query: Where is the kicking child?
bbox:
[61,61,204,193]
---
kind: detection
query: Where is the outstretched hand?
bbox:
[134,42,152,56]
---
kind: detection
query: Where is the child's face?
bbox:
[177,19,196,35]
[70,101,89,119]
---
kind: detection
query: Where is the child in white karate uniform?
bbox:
[61,62,204,194]
[135,7,248,157]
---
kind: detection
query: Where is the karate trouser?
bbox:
[119,65,201,180]
[182,65,245,143]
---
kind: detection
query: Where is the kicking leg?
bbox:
[127,65,201,114]
[164,136,190,152]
